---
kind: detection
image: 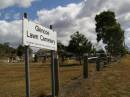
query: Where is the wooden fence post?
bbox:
[96,57,100,71]
[83,55,88,79]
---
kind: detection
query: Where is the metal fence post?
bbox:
[24,13,30,97]
[54,53,59,96]
[50,25,56,97]
[51,50,55,97]
[25,46,30,97]
[50,25,59,97]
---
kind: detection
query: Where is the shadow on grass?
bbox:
[60,63,81,67]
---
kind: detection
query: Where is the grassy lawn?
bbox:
[0,55,130,97]
[99,55,130,97]
[0,63,52,97]
[0,61,82,97]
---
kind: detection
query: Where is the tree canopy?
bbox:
[67,31,92,56]
[95,11,126,55]
[0,42,16,58]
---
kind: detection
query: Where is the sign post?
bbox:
[51,50,55,97]
[50,23,56,96]
[50,25,59,97]
[23,13,30,97]
[22,13,57,97]
[54,54,59,96]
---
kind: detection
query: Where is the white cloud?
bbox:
[0,0,36,9]
[0,20,22,46]
[36,2,97,45]
[37,3,82,26]
[0,0,130,49]
[36,0,130,48]
[117,13,130,29]
[125,28,130,46]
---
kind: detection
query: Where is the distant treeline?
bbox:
[0,42,32,58]
[0,43,16,58]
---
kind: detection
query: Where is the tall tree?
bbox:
[57,41,66,54]
[67,31,92,64]
[57,41,66,64]
[95,11,125,55]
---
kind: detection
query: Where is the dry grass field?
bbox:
[0,55,130,97]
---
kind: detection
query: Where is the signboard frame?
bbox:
[22,17,57,51]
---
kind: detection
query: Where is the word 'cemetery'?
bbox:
[27,26,55,45]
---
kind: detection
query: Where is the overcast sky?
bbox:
[0,0,130,49]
